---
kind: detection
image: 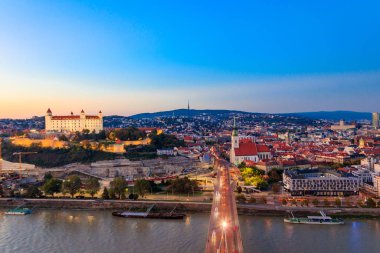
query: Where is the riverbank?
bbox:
[1,198,380,218]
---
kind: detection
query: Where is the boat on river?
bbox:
[284,211,344,225]
[5,207,32,215]
[112,204,186,220]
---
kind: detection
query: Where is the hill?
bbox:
[129,109,255,119]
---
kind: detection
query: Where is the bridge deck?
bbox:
[205,155,243,253]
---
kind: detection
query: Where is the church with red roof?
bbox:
[230,119,272,165]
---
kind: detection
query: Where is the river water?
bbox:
[1,209,380,253]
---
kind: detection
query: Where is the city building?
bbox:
[230,120,272,165]
[372,112,379,129]
[45,109,103,133]
[157,148,176,156]
[283,168,360,196]
[330,120,356,131]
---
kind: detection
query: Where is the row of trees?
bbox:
[108,127,147,141]
[2,142,116,168]
[239,167,269,190]
[41,174,100,198]
[20,174,200,200]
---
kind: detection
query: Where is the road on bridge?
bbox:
[205,149,243,253]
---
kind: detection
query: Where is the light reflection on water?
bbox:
[0,209,380,253]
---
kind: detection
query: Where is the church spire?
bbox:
[187,99,190,110]
[232,116,238,136]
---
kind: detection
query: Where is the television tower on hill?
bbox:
[188,99,190,110]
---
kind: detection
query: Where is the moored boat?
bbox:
[112,211,186,219]
[112,204,186,220]
[5,207,32,215]
[284,211,344,225]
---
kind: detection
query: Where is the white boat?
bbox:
[284,211,344,225]
[4,207,32,215]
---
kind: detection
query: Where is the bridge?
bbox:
[205,149,243,253]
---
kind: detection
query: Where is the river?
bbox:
[1,209,380,253]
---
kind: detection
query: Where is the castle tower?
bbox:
[80,109,86,130]
[45,108,53,131]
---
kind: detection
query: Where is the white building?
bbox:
[331,120,356,131]
[283,169,360,196]
[45,108,103,133]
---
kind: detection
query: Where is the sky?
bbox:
[0,0,379,118]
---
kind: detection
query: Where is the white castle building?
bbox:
[45,108,103,133]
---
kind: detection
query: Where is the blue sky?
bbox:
[0,1,379,118]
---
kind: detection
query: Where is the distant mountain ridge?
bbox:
[105,109,372,121]
[282,111,372,121]
[128,109,256,119]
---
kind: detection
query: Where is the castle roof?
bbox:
[51,115,100,120]
[46,108,52,113]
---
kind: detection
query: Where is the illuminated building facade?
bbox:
[45,108,103,133]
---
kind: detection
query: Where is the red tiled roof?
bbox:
[51,115,100,120]
[52,116,80,120]
[235,141,258,156]
[234,140,271,156]
[257,144,270,152]
[85,116,100,119]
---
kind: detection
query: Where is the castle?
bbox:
[45,108,103,133]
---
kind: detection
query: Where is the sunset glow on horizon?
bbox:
[1,0,379,118]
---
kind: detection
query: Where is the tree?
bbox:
[281,199,287,205]
[128,193,139,200]
[261,197,267,204]
[291,199,297,206]
[134,179,150,198]
[0,185,4,197]
[268,169,282,183]
[302,199,309,207]
[366,198,376,208]
[58,135,69,142]
[255,178,269,190]
[324,198,330,207]
[102,187,109,199]
[42,178,62,197]
[272,183,281,194]
[169,177,199,194]
[63,175,82,198]
[335,198,342,207]
[236,186,242,194]
[312,199,319,206]
[110,177,128,199]
[85,178,101,198]
[44,172,53,182]
[24,185,42,198]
